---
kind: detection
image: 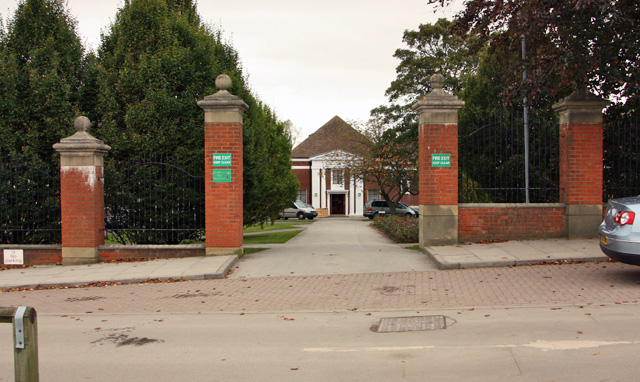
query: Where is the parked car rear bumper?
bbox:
[599,241,640,265]
[599,231,640,265]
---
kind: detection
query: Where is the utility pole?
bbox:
[522,34,530,203]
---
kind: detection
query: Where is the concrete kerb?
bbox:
[424,238,609,270]
[423,248,460,270]
[0,255,238,290]
[205,255,238,279]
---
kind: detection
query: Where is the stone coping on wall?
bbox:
[99,244,206,250]
[459,203,566,209]
[0,244,62,250]
[0,244,207,250]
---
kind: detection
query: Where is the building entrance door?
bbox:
[330,194,345,215]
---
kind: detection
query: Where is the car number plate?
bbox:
[600,236,608,246]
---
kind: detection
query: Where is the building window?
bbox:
[332,170,343,185]
[368,190,380,201]
[403,179,411,194]
[298,190,307,203]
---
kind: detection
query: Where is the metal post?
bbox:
[522,34,531,203]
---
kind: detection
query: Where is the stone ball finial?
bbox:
[74,116,91,132]
[215,74,232,91]
[430,73,445,90]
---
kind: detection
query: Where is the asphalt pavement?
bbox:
[3,305,640,382]
[0,217,607,290]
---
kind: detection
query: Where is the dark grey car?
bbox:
[363,200,418,219]
[599,196,640,265]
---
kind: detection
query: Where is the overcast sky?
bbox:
[0,0,462,145]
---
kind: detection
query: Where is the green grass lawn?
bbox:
[105,221,310,244]
[242,230,302,244]
[243,247,268,255]
[243,219,315,233]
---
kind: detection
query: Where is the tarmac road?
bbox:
[1,305,640,381]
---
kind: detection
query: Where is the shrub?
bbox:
[371,215,419,243]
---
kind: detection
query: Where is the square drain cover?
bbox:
[372,315,447,333]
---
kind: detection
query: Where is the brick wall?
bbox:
[325,169,331,190]
[459,204,566,242]
[60,167,105,247]
[293,168,311,201]
[1,246,62,265]
[205,122,243,248]
[99,245,205,261]
[399,194,420,206]
[419,125,458,205]
[0,245,210,265]
[559,123,603,204]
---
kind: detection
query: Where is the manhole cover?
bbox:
[371,315,447,333]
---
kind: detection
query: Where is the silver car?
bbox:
[599,196,640,265]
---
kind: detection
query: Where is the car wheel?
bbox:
[373,212,379,219]
[404,213,412,218]
[368,215,374,220]
[297,212,305,220]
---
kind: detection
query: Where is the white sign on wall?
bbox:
[3,249,24,265]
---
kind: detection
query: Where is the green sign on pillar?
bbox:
[432,154,451,167]
[212,153,232,182]
[213,153,232,167]
[212,169,231,183]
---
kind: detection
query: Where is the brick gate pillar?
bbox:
[413,74,465,248]
[553,90,609,238]
[198,74,248,256]
[53,116,111,265]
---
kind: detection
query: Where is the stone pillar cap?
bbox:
[198,74,249,111]
[552,88,610,112]
[412,73,465,111]
[53,116,111,154]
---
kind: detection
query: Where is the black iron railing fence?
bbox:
[0,158,61,244]
[104,155,205,245]
[603,113,640,201]
[458,109,560,203]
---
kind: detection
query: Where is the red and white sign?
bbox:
[3,249,24,265]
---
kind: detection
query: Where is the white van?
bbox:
[280,201,318,220]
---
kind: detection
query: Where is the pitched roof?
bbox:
[292,116,368,158]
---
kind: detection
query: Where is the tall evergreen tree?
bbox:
[93,0,298,240]
[242,102,298,227]
[0,0,84,244]
[0,0,84,164]
[94,0,236,162]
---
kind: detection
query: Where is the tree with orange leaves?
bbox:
[327,120,418,216]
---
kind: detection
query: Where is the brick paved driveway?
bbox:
[1,262,639,314]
